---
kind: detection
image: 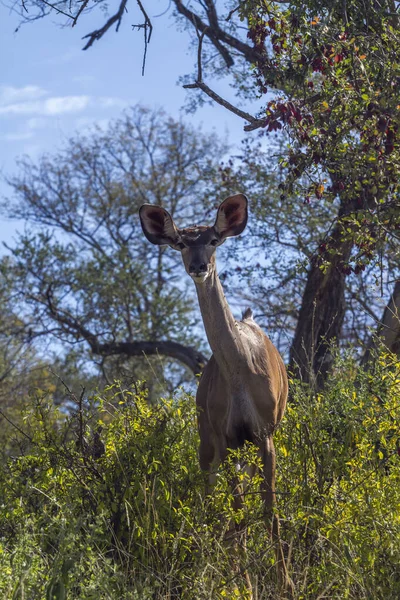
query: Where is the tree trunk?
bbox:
[289,207,353,387]
[362,280,400,364]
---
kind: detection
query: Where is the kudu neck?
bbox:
[194,266,241,376]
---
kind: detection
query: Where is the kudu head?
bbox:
[139,194,248,283]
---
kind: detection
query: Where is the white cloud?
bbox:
[0,85,127,120]
[0,95,91,116]
[1,131,34,142]
[44,96,91,115]
[0,101,41,115]
[0,85,47,107]
[0,86,127,151]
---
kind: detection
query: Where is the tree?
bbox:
[10,0,400,385]
[0,264,39,400]
[3,105,398,393]
[2,106,230,388]
[167,0,400,385]
[221,137,399,365]
[170,0,400,384]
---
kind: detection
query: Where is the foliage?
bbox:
[1,105,229,392]
[159,0,400,380]
[0,352,399,598]
[3,104,397,384]
[241,0,400,272]
[222,138,398,356]
[8,0,400,382]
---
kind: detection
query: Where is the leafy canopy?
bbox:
[242,0,400,272]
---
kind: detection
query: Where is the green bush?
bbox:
[0,353,399,599]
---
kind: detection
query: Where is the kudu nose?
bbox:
[189,262,207,274]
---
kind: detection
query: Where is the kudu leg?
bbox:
[198,416,222,495]
[200,438,253,597]
[226,463,255,599]
[261,436,293,597]
[201,456,218,497]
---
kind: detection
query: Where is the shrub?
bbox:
[0,353,399,598]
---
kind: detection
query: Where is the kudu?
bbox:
[139,194,291,594]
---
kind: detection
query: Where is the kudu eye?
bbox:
[210,239,219,246]
[176,241,185,250]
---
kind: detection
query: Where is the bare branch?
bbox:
[183,29,264,130]
[203,0,219,29]
[350,291,381,324]
[82,0,128,50]
[37,0,74,19]
[132,0,153,75]
[72,0,91,27]
[172,0,266,67]
[0,408,35,443]
[174,0,233,68]
[184,79,264,129]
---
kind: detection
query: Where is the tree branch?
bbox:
[37,0,74,20]
[173,0,234,68]
[362,280,400,364]
[82,0,128,50]
[183,27,265,130]
[97,340,207,375]
[72,0,91,27]
[184,79,265,129]
[132,0,153,75]
[173,0,270,65]
[41,284,208,375]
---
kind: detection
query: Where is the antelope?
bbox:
[139,194,291,594]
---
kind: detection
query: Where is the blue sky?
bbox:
[0,1,258,246]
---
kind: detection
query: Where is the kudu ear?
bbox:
[139,204,180,246]
[214,194,248,240]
